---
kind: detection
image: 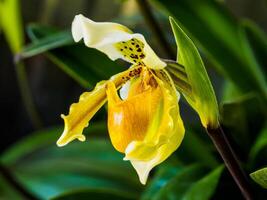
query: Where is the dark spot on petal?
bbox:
[137,48,142,52]
[130,54,138,59]
[140,54,145,59]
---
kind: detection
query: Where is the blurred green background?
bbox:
[0,0,267,199]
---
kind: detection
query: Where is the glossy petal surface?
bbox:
[107,68,185,184]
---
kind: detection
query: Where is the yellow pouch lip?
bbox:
[106,69,162,153]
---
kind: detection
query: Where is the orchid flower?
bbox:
[56,14,186,184]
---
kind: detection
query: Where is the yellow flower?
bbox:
[57,14,185,184]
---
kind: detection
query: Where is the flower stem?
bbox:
[135,0,176,59]
[206,125,254,200]
[15,62,43,129]
[0,163,39,200]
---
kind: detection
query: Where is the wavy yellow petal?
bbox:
[57,81,107,147]
[57,67,140,147]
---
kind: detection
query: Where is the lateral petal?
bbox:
[57,81,107,147]
[57,67,137,147]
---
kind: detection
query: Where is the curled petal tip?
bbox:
[56,135,67,147]
[132,161,149,185]
[56,139,65,147]
[72,14,84,42]
[56,132,86,147]
[72,14,95,43]
[140,179,147,185]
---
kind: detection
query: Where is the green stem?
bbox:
[206,125,254,200]
[15,62,43,128]
[135,0,176,59]
[0,162,39,200]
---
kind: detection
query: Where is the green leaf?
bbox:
[182,166,224,200]
[1,122,106,164]
[177,128,218,168]
[241,20,267,75]
[249,124,267,167]
[22,24,124,88]
[0,0,24,53]
[221,81,242,102]
[0,173,24,200]
[0,124,142,199]
[153,0,267,102]
[169,17,219,128]
[17,30,73,59]
[238,21,267,99]
[0,3,2,32]
[250,167,267,189]
[141,164,182,200]
[221,93,265,150]
[149,165,223,200]
[51,188,135,200]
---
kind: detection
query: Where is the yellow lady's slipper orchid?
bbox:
[57,14,185,184]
